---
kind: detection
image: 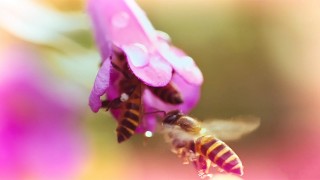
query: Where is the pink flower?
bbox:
[88,0,203,133]
[0,45,87,180]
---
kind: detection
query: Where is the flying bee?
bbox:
[162,110,260,177]
[103,45,184,143]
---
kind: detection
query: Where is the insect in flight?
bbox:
[162,110,260,178]
[102,45,184,143]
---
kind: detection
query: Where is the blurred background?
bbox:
[1,0,320,179]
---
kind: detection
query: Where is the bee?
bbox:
[102,45,143,143]
[103,45,184,143]
[115,78,142,143]
[162,110,260,177]
[147,83,183,105]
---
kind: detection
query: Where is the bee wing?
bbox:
[162,124,195,142]
[201,115,260,141]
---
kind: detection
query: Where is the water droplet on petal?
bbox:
[145,131,153,138]
[156,30,172,43]
[157,40,170,53]
[123,43,149,67]
[171,56,194,72]
[111,12,130,28]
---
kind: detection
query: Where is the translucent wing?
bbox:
[162,124,195,142]
[201,115,260,141]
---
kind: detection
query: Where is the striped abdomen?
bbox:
[116,83,142,143]
[195,135,243,176]
[148,83,183,105]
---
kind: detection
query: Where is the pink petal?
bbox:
[158,44,203,86]
[88,1,112,60]
[89,58,111,112]
[87,0,158,49]
[122,44,149,67]
[124,44,172,86]
[135,105,158,133]
[88,0,173,86]
[172,55,203,85]
[143,73,201,114]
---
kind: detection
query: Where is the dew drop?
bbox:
[180,56,195,71]
[156,30,171,43]
[145,131,153,138]
[123,43,149,67]
[111,12,130,28]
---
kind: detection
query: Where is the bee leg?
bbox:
[193,155,212,178]
[123,85,136,96]
[110,61,132,79]
[100,86,136,111]
[101,98,122,111]
[101,99,110,108]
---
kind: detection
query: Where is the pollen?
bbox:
[120,93,129,102]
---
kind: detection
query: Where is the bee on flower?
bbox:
[87,0,203,141]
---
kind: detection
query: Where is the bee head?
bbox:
[163,110,184,125]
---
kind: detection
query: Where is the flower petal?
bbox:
[87,0,157,49]
[87,0,112,60]
[135,105,158,133]
[159,44,203,86]
[89,58,111,112]
[124,44,172,86]
[122,43,149,67]
[143,73,201,114]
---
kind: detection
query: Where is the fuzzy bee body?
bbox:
[115,78,143,143]
[108,46,143,143]
[105,46,185,143]
[162,110,259,176]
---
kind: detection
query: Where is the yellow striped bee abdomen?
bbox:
[195,135,243,176]
[106,45,144,143]
[148,83,183,105]
[116,83,142,143]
